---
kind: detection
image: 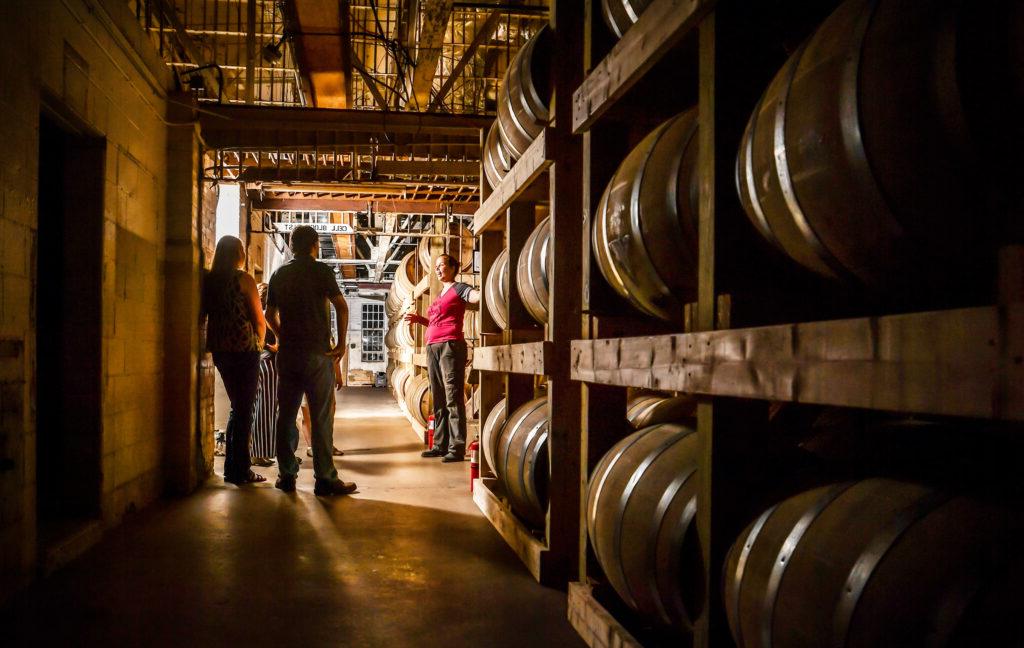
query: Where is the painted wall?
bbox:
[0,0,196,602]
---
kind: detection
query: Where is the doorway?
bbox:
[35,108,105,548]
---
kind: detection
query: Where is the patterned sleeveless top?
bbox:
[206,269,262,353]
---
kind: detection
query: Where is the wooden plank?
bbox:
[473,478,547,583]
[567,582,643,648]
[472,341,550,375]
[572,0,714,134]
[472,129,553,233]
[570,306,1024,421]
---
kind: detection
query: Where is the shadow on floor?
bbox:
[1,484,583,648]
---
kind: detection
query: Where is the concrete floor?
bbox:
[3,387,584,647]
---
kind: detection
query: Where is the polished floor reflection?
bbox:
[4,387,583,647]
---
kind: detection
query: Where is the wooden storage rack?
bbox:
[470,2,585,588]
[567,0,1024,647]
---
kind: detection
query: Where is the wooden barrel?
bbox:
[484,120,514,188]
[385,284,401,319]
[587,423,703,630]
[723,478,1018,648]
[516,216,551,325]
[484,248,510,330]
[735,0,1015,291]
[463,310,479,342]
[625,392,696,429]
[496,25,552,160]
[393,317,416,349]
[384,324,398,350]
[390,365,412,403]
[494,396,549,528]
[600,0,652,39]
[394,251,418,301]
[593,109,699,322]
[416,224,475,274]
[481,397,508,476]
[403,372,432,430]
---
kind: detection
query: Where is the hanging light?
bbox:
[262,32,290,65]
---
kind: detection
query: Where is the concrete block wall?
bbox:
[0,0,189,602]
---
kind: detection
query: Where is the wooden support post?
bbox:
[544,0,585,588]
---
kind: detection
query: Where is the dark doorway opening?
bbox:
[35,108,105,550]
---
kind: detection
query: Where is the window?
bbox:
[361,302,385,363]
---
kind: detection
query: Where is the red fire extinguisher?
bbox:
[468,438,480,492]
[425,415,435,449]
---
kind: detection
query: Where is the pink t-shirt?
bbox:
[425,282,472,345]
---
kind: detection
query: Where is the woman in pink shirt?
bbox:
[405,254,480,461]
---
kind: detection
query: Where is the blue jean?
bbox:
[213,351,261,481]
[275,351,338,481]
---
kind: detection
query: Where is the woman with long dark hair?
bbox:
[203,235,266,484]
[405,254,479,462]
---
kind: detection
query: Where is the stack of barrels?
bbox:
[585,394,1023,645]
[723,478,1021,647]
[385,251,418,356]
[483,26,552,188]
[591,108,700,323]
[577,0,1024,643]
[734,0,1018,296]
[589,0,1022,323]
[480,395,550,529]
[483,214,551,330]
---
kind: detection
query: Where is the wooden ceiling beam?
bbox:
[408,0,454,110]
[253,197,478,214]
[293,0,353,109]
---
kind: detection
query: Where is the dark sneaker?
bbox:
[314,479,357,496]
[420,448,445,458]
[275,475,296,492]
[441,453,465,463]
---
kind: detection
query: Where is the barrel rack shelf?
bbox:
[567,0,1024,646]
[470,2,584,589]
[388,348,427,368]
[571,305,1024,421]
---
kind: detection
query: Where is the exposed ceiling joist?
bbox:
[293,0,353,108]
[238,160,480,182]
[254,197,477,214]
[428,10,503,112]
[156,0,221,98]
[408,0,453,110]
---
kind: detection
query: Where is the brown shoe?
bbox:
[314,479,357,496]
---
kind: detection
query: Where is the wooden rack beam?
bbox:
[472,129,554,233]
[472,341,550,375]
[388,348,428,367]
[571,0,713,134]
[571,305,1024,421]
[473,479,548,583]
[567,583,643,648]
